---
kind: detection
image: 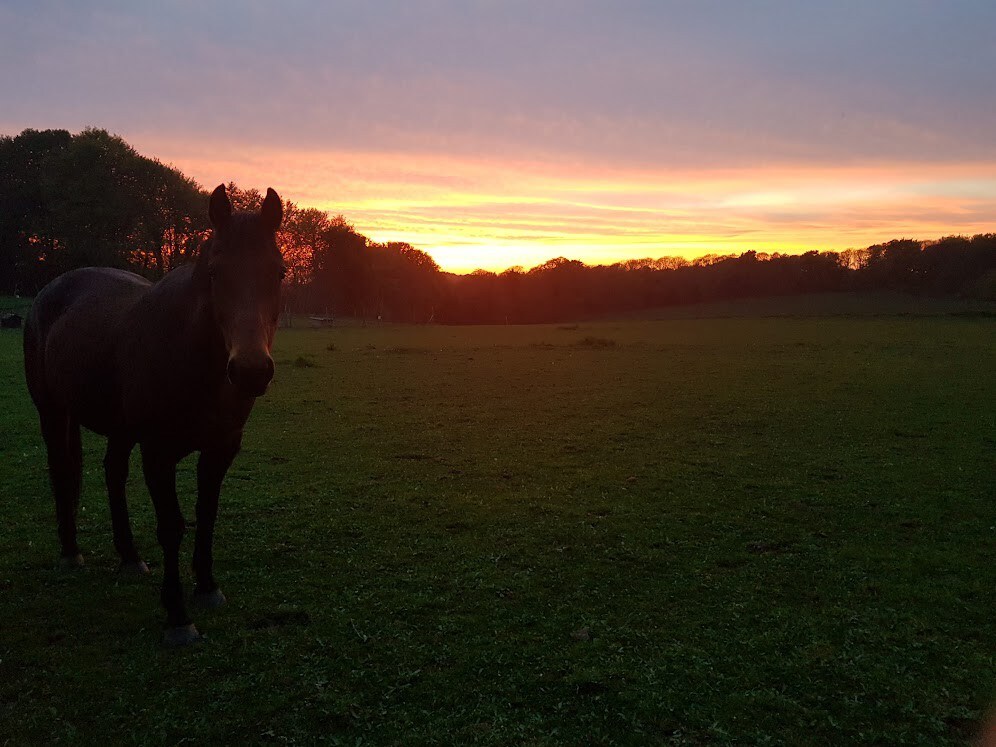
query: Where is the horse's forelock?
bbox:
[209,213,279,256]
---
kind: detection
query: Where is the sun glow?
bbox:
[135,136,996,273]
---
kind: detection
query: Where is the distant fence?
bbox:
[276,313,336,328]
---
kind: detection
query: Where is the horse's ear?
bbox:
[209,184,232,230]
[261,188,282,232]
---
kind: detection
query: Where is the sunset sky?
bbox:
[2,1,995,273]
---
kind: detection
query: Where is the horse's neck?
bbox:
[150,266,227,375]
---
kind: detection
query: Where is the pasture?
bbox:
[1,312,994,744]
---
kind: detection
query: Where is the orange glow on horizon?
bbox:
[134,135,996,274]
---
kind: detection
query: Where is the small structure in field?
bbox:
[1,313,23,329]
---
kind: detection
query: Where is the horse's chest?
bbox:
[193,399,253,441]
[127,381,253,452]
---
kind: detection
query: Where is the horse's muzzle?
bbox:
[227,355,274,397]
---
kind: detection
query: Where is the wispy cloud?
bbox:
[126,138,996,271]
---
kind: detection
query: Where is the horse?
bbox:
[23,184,285,645]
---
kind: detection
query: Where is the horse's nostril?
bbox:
[227,356,274,395]
[226,359,245,386]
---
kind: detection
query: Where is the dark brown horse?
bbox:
[24,185,285,645]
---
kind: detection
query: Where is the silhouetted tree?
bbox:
[0,128,204,292]
[312,216,369,319]
[0,128,72,293]
[3,128,994,319]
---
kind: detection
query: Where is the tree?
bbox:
[3,127,994,319]
[312,216,370,319]
[281,206,330,290]
[0,128,206,292]
[0,128,72,293]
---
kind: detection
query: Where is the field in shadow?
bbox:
[1,315,993,744]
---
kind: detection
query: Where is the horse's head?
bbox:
[200,184,285,397]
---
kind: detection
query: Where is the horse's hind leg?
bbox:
[105,438,148,575]
[40,408,84,568]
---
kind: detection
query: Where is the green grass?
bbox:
[610,291,996,320]
[1,315,994,744]
[0,295,31,316]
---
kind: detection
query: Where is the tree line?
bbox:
[2,128,994,323]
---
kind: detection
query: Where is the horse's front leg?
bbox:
[140,442,197,646]
[191,437,241,610]
[104,436,148,575]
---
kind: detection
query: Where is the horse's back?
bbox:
[25,268,152,432]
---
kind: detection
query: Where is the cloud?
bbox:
[124,136,996,270]
[3,1,995,271]
[3,0,996,168]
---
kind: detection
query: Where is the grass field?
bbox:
[1,312,994,744]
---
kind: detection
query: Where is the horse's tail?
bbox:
[23,295,45,410]
[22,274,68,411]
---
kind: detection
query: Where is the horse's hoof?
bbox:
[192,588,227,610]
[163,623,202,647]
[57,553,85,570]
[118,560,150,576]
